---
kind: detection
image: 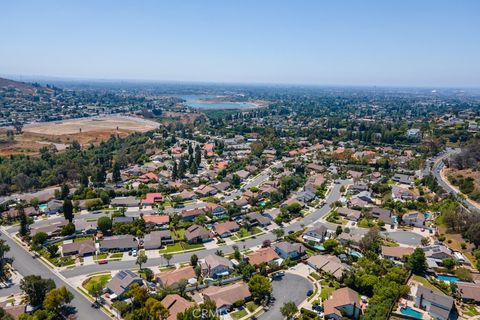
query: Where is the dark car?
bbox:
[307,289,313,296]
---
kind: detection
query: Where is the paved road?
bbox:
[385,231,423,246]
[0,231,110,320]
[430,149,480,213]
[260,273,313,320]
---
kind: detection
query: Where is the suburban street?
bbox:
[0,230,111,320]
[430,148,480,213]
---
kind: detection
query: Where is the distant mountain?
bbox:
[0,77,53,95]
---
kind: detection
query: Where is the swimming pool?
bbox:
[424,213,431,220]
[436,275,459,282]
[314,245,325,251]
[400,306,423,319]
[39,203,48,210]
[350,250,363,258]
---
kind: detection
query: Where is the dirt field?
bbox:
[0,116,160,156]
[23,115,159,135]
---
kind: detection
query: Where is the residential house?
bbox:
[456,282,480,304]
[263,208,281,221]
[392,173,414,185]
[414,285,454,320]
[295,190,316,203]
[274,242,306,259]
[205,203,226,217]
[213,221,240,238]
[381,246,414,262]
[246,212,271,227]
[201,254,234,278]
[234,170,250,180]
[45,199,63,215]
[99,235,138,252]
[160,294,194,320]
[180,208,205,221]
[323,287,362,320]
[30,220,67,237]
[74,219,98,234]
[185,224,212,244]
[143,215,170,228]
[303,224,329,243]
[105,270,143,300]
[423,245,453,263]
[246,247,280,266]
[351,191,374,204]
[142,193,164,206]
[195,185,217,197]
[62,240,96,257]
[337,233,363,246]
[143,230,173,250]
[370,207,394,225]
[156,266,196,288]
[337,207,361,221]
[212,182,230,192]
[307,163,325,173]
[202,282,251,313]
[392,185,416,201]
[402,212,425,227]
[111,196,139,207]
[307,255,349,280]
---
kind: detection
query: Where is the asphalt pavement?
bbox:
[0,231,111,320]
[259,273,313,320]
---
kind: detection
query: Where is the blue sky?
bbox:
[1,0,479,87]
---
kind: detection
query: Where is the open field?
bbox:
[0,116,159,156]
[23,115,159,135]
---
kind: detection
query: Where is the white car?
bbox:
[132,249,137,257]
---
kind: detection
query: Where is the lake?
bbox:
[181,95,258,109]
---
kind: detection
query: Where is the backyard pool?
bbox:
[424,213,431,220]
[314,245,325,251]
[39,203,48,210]
[350,250,363,258]
[436,275,459,282]
[400,306,423,319]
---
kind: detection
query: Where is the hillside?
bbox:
[0,77,52,95]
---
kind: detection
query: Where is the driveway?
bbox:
[260,273,313,320]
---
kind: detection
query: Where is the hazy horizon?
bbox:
[2,0,480,87]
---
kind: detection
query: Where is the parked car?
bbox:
[98,260,108,265]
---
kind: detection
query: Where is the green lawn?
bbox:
[463,305,480,317]
[160,243,184,253]
[110,253,124,259]
[182,242,205,250]
[172,229,185,241]
[83,274,111,294]
[93,253,108,260]
[231,309,247,320]
[320,287,335,300]
[74,236,93,243]
[246,302,259,313]
[412,275,442,293]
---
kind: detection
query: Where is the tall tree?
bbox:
[112,161,121,183]
[63,199,73,222]
[18,206,29,238]
[0,240,13,282]
[20,275,56,307]
[280,301,298,319]
[408,248,427,276]
[43,286,74,315]
[136,251,148,270]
